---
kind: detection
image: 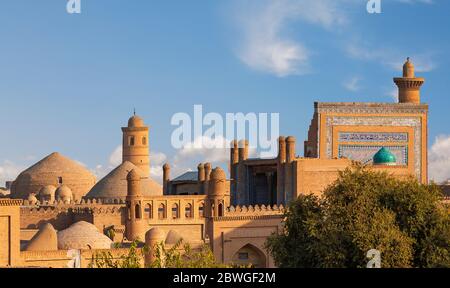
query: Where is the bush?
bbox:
[266,164,450,268]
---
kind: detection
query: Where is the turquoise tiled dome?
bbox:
[373,147,397,165]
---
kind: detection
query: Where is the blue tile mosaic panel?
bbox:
[338,145,408,165]
[339,132,408,143]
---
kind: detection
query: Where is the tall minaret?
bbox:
[122,112,150,176]
[394,58,425,104]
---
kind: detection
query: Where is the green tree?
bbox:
[88,238,232,268]
[148,238,230,268]
[88,240,144,268]
[266,164,450,268]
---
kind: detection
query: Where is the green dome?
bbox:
[373,147,397,165]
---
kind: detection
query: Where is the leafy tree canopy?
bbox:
[266,164,450,268]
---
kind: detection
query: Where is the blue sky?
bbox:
[0,0,449,184]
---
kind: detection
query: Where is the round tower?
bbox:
[163,163,170,195]
[125,169,145,241]
[198,163,205,182]
[144,227,165,267]
[238,140,249,161]
[286,136,296,163]
[204,163,212,180]
[207,167,229,217]
[230,140,239,205]
[277,136,286,205]
[284,136,296,203]
[122,112,150,176]
[394,58,425,104]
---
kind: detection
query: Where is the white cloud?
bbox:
[0,160,24,188]
[108,146,122,167]
[149,152,167,180]
[234,0,347,77]
[429,135,450,183]
[343,76,362,92]
[91,145,168,183]
[174,135,230,164]
[165,135,262,180]
[346,43,436,73]
[387,88,398,102]
[232,0,437,77]
[169,135,233,179]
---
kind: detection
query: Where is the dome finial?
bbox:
[133,107,136,116]
[403,57,415,78]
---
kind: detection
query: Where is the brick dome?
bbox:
[57,221,112,250]
[128,115,145,127]
[85,161,162,201]
[55,185,73,202]
[38,185,56,202]
[10,152,96,200]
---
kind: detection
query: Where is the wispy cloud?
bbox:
[231,0,438,77]
[346,43,437,73]
[90,135,256,184]
[386,87,398,102]
[234,0,347,77]
[429,135,450,183]
[0,160,24,189]
[92,146,168,183]
[343,76,362,92]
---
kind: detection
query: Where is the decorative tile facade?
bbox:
[338,145,408,165]
[339,132,408,143]
[324,116,422,179]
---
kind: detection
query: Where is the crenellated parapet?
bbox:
[21,202,124,216]
[0,199,23,206]
[22,197,126,208]
[74,205,123,216]
[21,206,70,216]
[225,204,284,216]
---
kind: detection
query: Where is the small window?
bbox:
[129,136,135,146]
[218,203,224,217]
[142,137,147,145]
[158,204,166,219]
[58,177,63,184]
[185,204,192,218]
[238,252,249,260]
[135,204,141,219]
[127,204,131,220]
[172,203,179,219]
[199,203,204,218]
[144,204,152,219]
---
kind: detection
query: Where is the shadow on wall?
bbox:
[27,212,93,231]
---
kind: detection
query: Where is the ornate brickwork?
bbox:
[338,145,408,165]
[339,132,408,143]
[325,116,423,179]
[315,102,428,114]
